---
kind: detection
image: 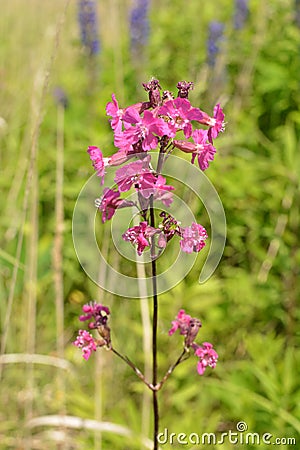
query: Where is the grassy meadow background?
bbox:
[0,0,300,449]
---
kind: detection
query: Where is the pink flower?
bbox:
[106,94,125,134]
[87,146,110,184]
[168,309,192,336]
[109,150,129,166]
[152,175,174,206]
[173,129,216,171]
[194,342,218,375]
[114,160,149,192]
[114,160,174,204]
[209,103,225,140]
[96,188,123,223]
[191,129,216,170]
[120,108,169,151]
[73,329,97,360]
[79,302,110,329]
[195,104,225,142]
[122,221,159,256]
[158,97,203,138]
[179,222,208,253]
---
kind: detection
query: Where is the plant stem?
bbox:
[149,195,159,450]
[155,349,188,391]
[111,347,153,390]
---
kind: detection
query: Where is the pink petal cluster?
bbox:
[105,87,224,164]
[120,108,169,151]
[173,129,216,171]
[169,309,218,375]
[96,188,134,223]
[179,222,208,253]
[87,146,110,184]
[158,97,203,138]
[79,302,110,329]
[168,309,192,336]
[73,329,97,360]
[73,302,112,360]
[86,80,224,258]
[115,161,174,205]
[122,221,159,256]
[105,93,125,134]
[96,188,121,223]
[195,342,219,375]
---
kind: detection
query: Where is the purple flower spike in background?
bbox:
[78,0,100,55]
[130,0,150,59]
[207,21,225,67]
[233,0,249,30]
[53,86,69,109]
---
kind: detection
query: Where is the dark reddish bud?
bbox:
[142,78,162,107]
[184,318,202,348]
[177,81,194,99]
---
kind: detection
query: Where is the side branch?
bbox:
[111,347,154,390]
[154,349,189,391]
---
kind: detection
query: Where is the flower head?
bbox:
[87,146,110,184]
[194,342,218,375]
[179,222,208,253]
[95,188,134,223]
[122,221,159,255]
[73,329,97,360]
[168,309,192,336]
[96,188,121,222]
[79,301,110,329]
[158,97,203,138]
[120,108,168,151]
[173,129,217,171]
[208,103,225,141]
[153,175,174,206]
[106,93,125,134]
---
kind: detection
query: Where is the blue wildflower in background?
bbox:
[129,0,150,59]
[53,87,69,109]
[207,21,225,67]
[233,0,249,30]
[78,0,100,56]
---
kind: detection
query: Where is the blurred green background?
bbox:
[0,0,299,449]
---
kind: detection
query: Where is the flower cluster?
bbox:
[73,330,97,360]
[74,302,111,359]
[169,309,218,375]
[87,79,224,257]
